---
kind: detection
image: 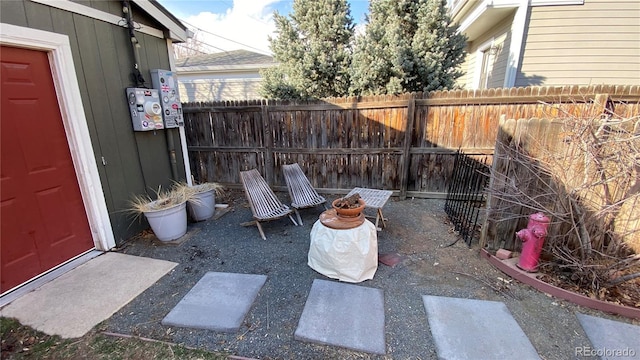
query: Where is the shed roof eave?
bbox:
[133,0,189,42]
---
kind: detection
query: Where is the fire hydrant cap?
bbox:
[531,212,550,223]
[516,229,529,241]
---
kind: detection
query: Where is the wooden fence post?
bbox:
[399,95,416,200]
[480,114,507,248]
[594,93,614,118]
[262,104,274,185]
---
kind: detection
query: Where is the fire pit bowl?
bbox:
[332,198,366,218]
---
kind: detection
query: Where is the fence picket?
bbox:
[182,85,639,201]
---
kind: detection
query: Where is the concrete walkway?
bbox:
[158,270,640,358]
[0,252,177,338]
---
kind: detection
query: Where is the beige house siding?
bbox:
[457,52,474,88]
[459,13,515,89]
[178,71,264,102]
[516,0,640,87]
[175,50,274,102]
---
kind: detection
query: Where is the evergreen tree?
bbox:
[350,0,467,95]
[260,0,355,99]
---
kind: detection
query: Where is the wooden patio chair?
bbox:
[282,163,328,225]
[240,169,298,240]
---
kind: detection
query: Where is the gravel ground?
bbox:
[104,192,635,359]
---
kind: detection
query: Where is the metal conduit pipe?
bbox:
[122,0,180,182]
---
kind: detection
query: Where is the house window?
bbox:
[447,0,463,9]
[478,48,492,89]
[446,0,465,15]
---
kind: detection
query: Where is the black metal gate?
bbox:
[444,151,490,245]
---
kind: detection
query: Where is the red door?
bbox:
[1,46,94,293]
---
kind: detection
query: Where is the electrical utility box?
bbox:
[150,69,184,128]
[126,87,164,131]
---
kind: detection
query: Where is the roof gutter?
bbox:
[176,63,277,73]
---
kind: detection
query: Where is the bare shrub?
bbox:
[487,105,640,294]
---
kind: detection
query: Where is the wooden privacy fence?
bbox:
[182,85,640,199]
[481,91,640,251]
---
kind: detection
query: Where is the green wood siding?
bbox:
[1,0,187,243]
[0,1,27,26]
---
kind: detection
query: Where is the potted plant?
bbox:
[128,186,188,242]
[176,182,225,222]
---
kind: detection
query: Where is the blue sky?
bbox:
[156,0,370,55]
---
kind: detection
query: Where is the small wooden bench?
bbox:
[282,163,328,225]
[240,169,298,240]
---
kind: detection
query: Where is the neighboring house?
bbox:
[175,50,275,102]
[0,0,190,295]
[448,0,640,89]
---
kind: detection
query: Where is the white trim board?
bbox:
[531,0,584,6]
[457,0,520,34]
[0,23,116,252]
[29,0,166,39]
[133,0,188,42]
[503,2,529,87]
[166,38,193,186]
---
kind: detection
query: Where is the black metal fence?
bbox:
[444,151,490,245]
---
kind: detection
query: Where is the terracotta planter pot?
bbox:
[332,198,366,218]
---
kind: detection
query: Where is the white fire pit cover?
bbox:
[308,219,378,283]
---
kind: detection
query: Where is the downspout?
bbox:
[503,0,529,88]
[165,130,180,181]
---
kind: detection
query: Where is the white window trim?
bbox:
[0,23,116,251]
[473,39,494,89]
[447,0,466,18]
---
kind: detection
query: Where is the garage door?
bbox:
[1,46,94,293]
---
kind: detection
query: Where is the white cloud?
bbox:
[354,22,367,37]
[181,0,279,55]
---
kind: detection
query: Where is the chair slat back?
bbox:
[282,163,324,208]
[240,169,288,219]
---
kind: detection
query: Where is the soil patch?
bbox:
[0,318,225,360]
[537,271,640,309]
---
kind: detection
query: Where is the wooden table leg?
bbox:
[377,209,386,229]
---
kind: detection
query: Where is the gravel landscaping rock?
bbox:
[104,192,638,359]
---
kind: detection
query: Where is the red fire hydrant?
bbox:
[516,212,550,272]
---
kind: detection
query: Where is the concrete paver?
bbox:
[162,272,267,332]
[422,295,540,360]
[294,279,386,354]
[576,313,640,359]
